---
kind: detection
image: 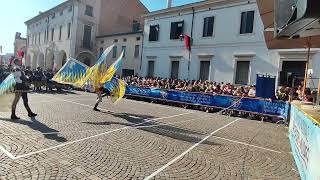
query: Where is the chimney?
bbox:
[167,0,172,8]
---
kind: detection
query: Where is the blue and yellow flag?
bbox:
[100,51,124,84]
[104,77,126,104]
[0,74,16,112]
[52,44,126,104]
[52,58,89,88]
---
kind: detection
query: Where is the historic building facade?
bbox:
[141,0,320,87]
[25,0,147,70]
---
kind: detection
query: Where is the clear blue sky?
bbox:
[0,0,202,54]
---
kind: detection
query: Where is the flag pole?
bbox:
[302,37,311,101]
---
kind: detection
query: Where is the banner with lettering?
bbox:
[289,105,320,180]
[125,86,289,119]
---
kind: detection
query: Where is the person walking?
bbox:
[11,64,37,120]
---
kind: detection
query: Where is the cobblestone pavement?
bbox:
[0,91,300,179]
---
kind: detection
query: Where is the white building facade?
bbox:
[141,0,320,87]
[25,0,100,70]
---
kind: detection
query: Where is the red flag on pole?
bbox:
[184,34,191,50]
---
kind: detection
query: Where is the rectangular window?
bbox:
[134,45,140,58]
[136,37,141,41]
[59,25,62,40]
[52,13,55,19]
[68,5,72,12]
[122,46,126,58]
[235,61,250,85]
[67,23,71,38]
[147,61,155,77]
[122,69,135,77]
[51,28,54,41]
[240,11,255,34]
[123,38,127,42]
[149,25,159,41]
[38,32,41,44]
[132,21,140,32]
[170,21,184,40]
[114,39,118,43]
[200,61,210,80]
[112,46,117,58]
[46,29,49,41]
[60,11,63,16]
[171,61,180,79]
[203,17,214,37]
[83,25,92,49]
[85,5,93,17]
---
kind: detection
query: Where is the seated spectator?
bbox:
[248,85,256,98]
[233,86,244,97]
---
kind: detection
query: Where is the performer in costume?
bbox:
[11,64,37,120]
[52,45,126,110]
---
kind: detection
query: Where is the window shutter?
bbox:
[170,22,176,39]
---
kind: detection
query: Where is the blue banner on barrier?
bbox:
[289,105,320,180]
[125,86,289,118]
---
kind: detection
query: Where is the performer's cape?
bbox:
[52,44,126,104]
[0,74,16,112]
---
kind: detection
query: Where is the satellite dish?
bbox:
[275,0,297,29]
[274,0,320,38]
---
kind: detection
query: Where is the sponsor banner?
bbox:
[125,86,289,118]
[289,105,320,180]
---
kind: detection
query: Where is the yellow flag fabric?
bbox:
[0,74,16,112]
[52,45,114,88]
[100,51,124,84]
[104,77,126,104]
[52,44,126,104]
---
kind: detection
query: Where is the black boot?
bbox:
[24,103,37,117]
[93,104,100,111]
[11,110,20,120]
[28,112,38,117]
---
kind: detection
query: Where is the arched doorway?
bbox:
[37,53,45,69]
[76,51,96,66]
[31,53,38,70]
[58,50,67,68]
[46,51,54,70]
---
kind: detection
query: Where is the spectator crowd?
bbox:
[1,65,316,102]
[0,64,63,91]
[124,76,316,102]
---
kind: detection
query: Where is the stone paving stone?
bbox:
[0,91,300,179]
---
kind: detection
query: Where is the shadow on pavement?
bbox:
[0,117,67,142]
[82,111,219,146]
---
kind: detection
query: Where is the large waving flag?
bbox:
[104,77,126,104]
[52,45,114,88]
[80,45,114,85]
[52,58,89,88]
[0,74,16,112]
[52,44,126,104]
[100,51,124,84]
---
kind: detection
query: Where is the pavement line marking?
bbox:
[0,145,16,159]
[211,136,282,154]
[144,118,240,180]
[12,112,192,160]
